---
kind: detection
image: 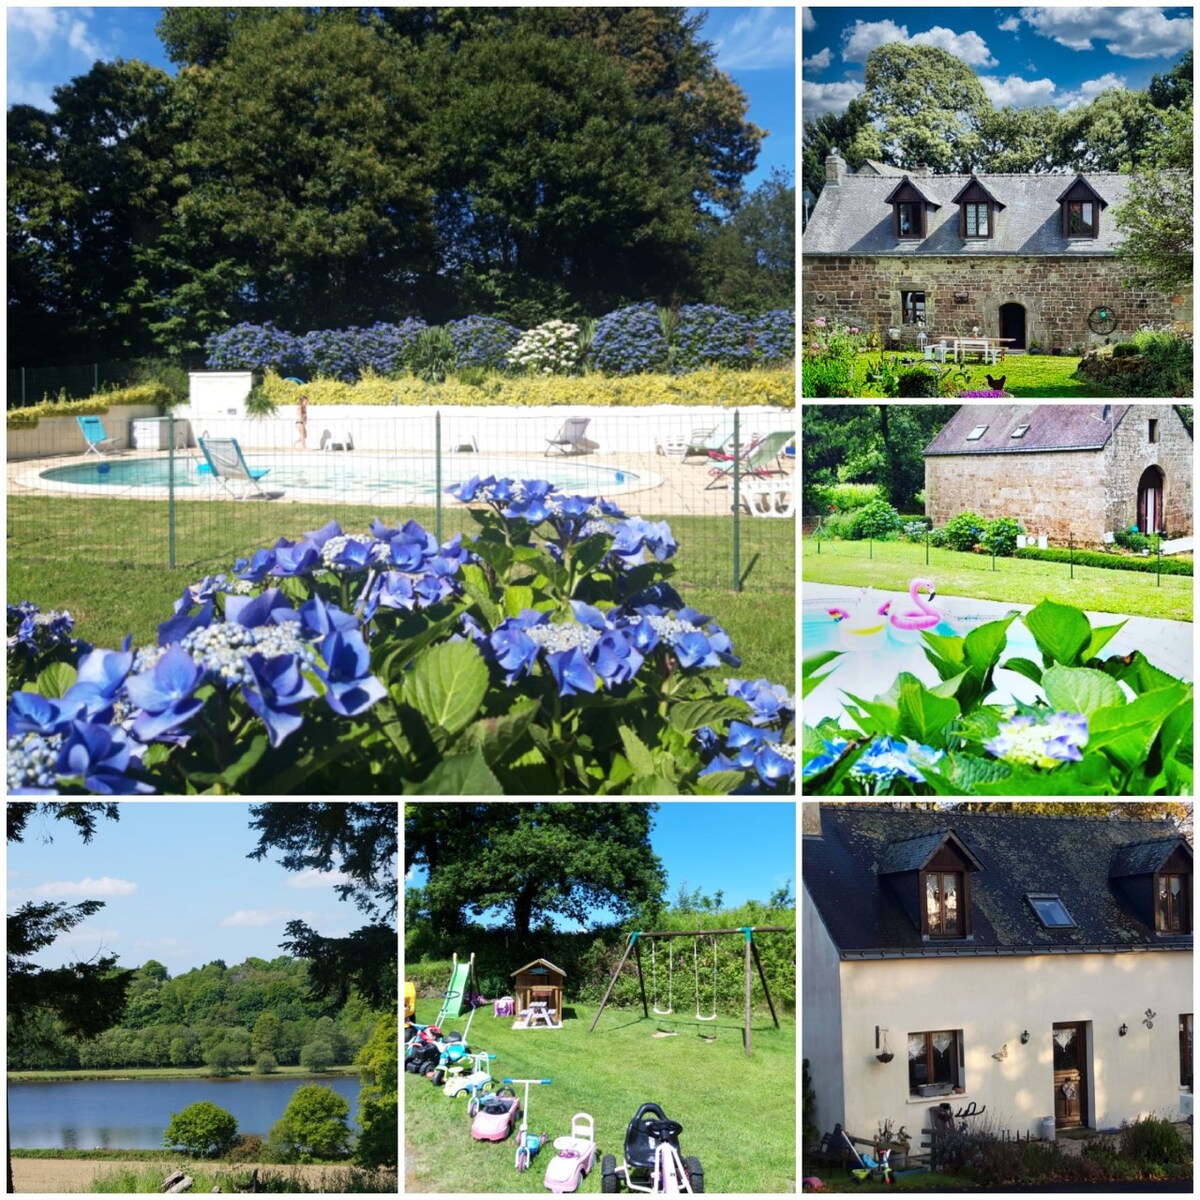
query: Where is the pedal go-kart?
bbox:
[544,1112,597,1194]
[600,1102,703,1194]
[471,1084,521,1141]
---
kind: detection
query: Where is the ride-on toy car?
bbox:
[544,1112,597,1194]
[471,1085,521,1141]
[442,1051,495,1098]
[600,1103,703,1194]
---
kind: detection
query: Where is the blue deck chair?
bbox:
[77,415,119,457]
[198,436,282,500]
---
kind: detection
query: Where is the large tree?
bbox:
[973,106,1063,174]
[405,802,667,938]
[801,97,873,201]
[1054,87,1166,172]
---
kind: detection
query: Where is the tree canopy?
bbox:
[406,802,668,938]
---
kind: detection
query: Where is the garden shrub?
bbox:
[801,355,855,397]
[1114,529,1153,552]
[817,511,860,539]
[810,482,882,513]
[590,303,669,375]
[164,1101,238,1158]
[896,367,940,397]
[445,315,521,371]
[748,309,796,366]
[1112,341,1139,357]
[226,1133,272,1163]
[1014,546,1191,576]
[928,526,948,548]
[6,385,174,429]
[245,385,277,417]
[128,357,191,408]
[942,511,987,552]
[1117,1115,1191,1166]
[206,322,302,374]
[506,319,584,375]
[902,520,930,543]
[980,516,1024,556]
[672,304,755,371]
[850,498,901,540]
[352,319,427,376]
[408,326,457,383]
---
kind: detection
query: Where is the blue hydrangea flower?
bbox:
[802,736,850,779]
[126,646,207,741]
[314,629,386,717]
[851,736,943,785]
[984,711,1089,769]
[55,720,152,794]
[726,678,795,726]
[243,652,318,747]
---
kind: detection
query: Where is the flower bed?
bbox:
[8,481,794,795]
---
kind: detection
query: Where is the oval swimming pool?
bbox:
[33,453,659,501]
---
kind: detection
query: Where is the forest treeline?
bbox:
[7,955,383,1073]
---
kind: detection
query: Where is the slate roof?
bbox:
[1110,838,1190,877]
[804,171,1132,257]
[878,830,983,875]
[802,806,1193,958]
[923,404,1132,455]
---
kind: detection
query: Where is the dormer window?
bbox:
[1057,175,1107,240]
[1067,202,1095,236]
[885,177,938,241]
[1156,872,1190,933]
[879,828,982,941]
[951,177,1005,242]
[1111,836,1192,936]
[925,872,962,936]
[897,202,922,238]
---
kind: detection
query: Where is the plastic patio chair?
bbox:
[320,429,354,452]
[77,415,119,457]
[198,436,282,500]
[545,416,591,456]
[705,429,794,491]
[739,480,796,519]
[681,418,738,462]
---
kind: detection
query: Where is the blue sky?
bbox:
[6,803,390,973]
[406,802,797,932]
[802,4,1193,115]
[5,5,794,191]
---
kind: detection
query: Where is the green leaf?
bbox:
[400,640,488,737]
[1101,650,1179,696]
[1024,599,1092,666]
[406,750,504,794]
[36,661,77,698]
[1083,620,1126,662]
[920,629,966,665]
[802,650,843,698]
[460,699,541,766]
[948,753,1012,792]
[963,616,1015,673]
[669,698,744,734]
[502,584,534,618]
[1041,665,1125,717]
[618,727,657,776]
[1087,685,1190,772]
[842,692,899,737]
[693,768,744,795]
[571,534,612,577]
[1001,657,1043,686]
[459,563,502,627]
[895,682,960,746]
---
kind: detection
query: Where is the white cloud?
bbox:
[7,7,107,112]
[219,907,313,928]
[999,16,1023,33]
[1057,72,1129,110]
[1017,6,1193,59]
[803,8,816,34]
[712,8,795,70]
[286,868,351,891]
[842,19,997,67]
[802,47,831,74]
[979,75,1058,107]
[802,78,865,117]
[12,876,138,899]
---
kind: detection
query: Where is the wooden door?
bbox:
[1053,1023,1087,1128]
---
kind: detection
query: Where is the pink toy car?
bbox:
[471,1085,520,1141]
[544,1113,596,1194]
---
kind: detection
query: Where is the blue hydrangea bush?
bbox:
[205,323,303,374]
[8,484,794,795]
[446,316,523,371]
[590,303,670,375]
[802,599,1192,796]
[672,305,756,372]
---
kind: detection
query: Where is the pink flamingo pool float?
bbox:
[887,578,943,640]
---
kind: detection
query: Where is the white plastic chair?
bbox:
[320,429,354,452]
[739,480,795,518]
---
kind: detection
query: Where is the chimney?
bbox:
[913,164,932,178]
[825,148,845,185]
[802,803,823,837]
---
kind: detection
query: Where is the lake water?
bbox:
[7,1076,361,1150]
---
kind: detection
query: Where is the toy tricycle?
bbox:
[471,1084,521,1141]
[544,1112,596,1194]
[600,1102,703,1194]
[504,1077,552,1173]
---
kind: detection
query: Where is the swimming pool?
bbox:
[30,453,660,503]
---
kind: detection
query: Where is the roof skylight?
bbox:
[966,424,988,441]
[1011,424,1030,439]
[1027,894,1075,928]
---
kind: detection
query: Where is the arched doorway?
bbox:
[1137,465,1164,533]
[999,303,1026,350]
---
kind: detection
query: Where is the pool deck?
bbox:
[9,449,795,519]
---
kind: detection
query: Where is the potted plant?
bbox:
[876,1120,911,1171]
[1028,339,1042,355]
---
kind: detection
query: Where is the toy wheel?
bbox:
[431,1068,445,1086]
[601,1154,619,1193]
[684,1156,704,1193]
[516,1142,529,1173]
[467,1097,479,1117]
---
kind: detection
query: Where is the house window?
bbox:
[1067,201,1095,236]
[902,291,926,324]
[1027,894,1076,928]
[924,871,962,936]
[1155,872,1190,932]
[1182,1015,1193,1092]
[908,1030,962,1095]
[964,203,990,237]
[1149,419,1159,443]
[1011,424,1030,439]
[897,202,922,238]
[966,424,988,441]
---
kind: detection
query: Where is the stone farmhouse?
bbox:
[803,152,1186,351]
[923,403,1193,544]
[802,804,1193,1151]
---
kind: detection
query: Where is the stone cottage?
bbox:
[803,151,1186,351]
[923,404,1193,544]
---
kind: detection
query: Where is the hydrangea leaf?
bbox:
[400,640,488,738]
[406,750,503,795]
[618,727,657,777]
[1082,684,1189,771]
[963,616,1015,673]
[1025,599,1092,666]
[1083,620,1126,662]
[669,698,745,733]
[502,585,534,619]
[1041,665,1124,717]
[895,682,959,747]
[35,661,78,699]
[1001,656,1043,686]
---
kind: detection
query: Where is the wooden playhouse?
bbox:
[511,958,566,1028]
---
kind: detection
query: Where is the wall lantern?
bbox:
[1020,1030,1030,1045]
[876,1026,894,1063]
[1144,1009,1157,1030]
[1119,1023,1128,1037]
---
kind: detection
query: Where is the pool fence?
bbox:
[9,408,796,593]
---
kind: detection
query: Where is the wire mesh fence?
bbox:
[9,408,796,592]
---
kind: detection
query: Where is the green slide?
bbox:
[437,961,472,1025]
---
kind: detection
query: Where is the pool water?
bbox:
[37,454,649,497]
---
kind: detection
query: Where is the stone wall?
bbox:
[1103,405,1194,536]
[803,255,1179,350]
[925,449,1109,543]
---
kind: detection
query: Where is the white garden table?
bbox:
[952,338,998,364]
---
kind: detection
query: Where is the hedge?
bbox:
[6,384,173,429]
[1014,546,1193,576]
[263,366,794,408]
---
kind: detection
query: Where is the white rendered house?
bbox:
[802,804,1193,1148]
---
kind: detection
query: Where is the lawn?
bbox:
[803,537,1192,623]
[850,352,1119,398]
[7,496,795,685]
[405,998,796,1193]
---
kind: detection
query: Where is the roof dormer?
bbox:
[1110,837,1192,935]
[951,177,1006,240]
[884,176,940,241]
[1056,174,1108,240]
[879,829,983,939]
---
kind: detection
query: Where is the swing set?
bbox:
[588,926,789,1058]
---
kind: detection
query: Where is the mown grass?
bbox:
[405,999,795,1193]
[88,1161,395,1193]
[850,352,1120,398]
[8,496,795,685]
[8,1065,358,1083]
[803,537,1192,623]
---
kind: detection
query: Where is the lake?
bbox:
[7,1075,361,1150]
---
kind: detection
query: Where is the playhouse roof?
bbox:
[803,805,1193,959]
[923,404,1132,455]
[511,958,566,977]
